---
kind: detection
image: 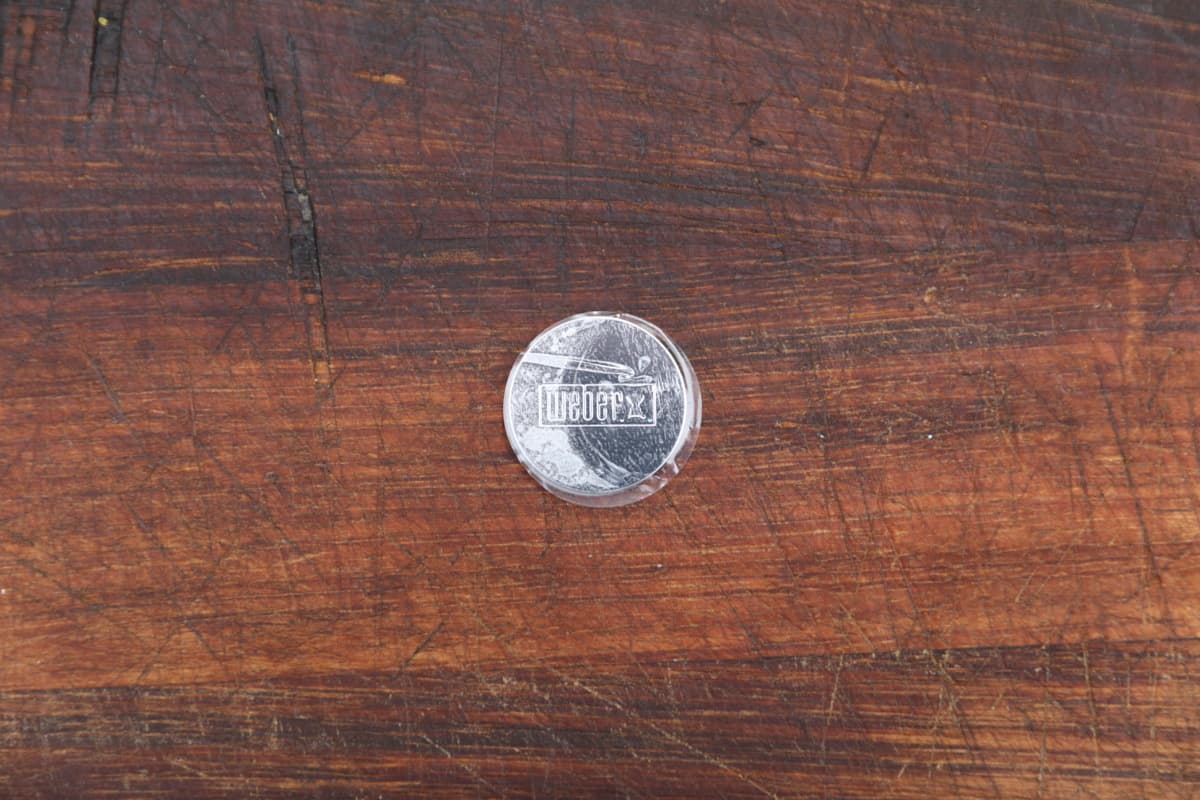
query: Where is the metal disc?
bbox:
[503,312,701,507]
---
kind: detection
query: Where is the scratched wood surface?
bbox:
[2,0,1199,797]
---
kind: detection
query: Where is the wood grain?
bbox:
[2,0,1199,796]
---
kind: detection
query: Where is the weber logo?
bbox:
[538,383,657,428]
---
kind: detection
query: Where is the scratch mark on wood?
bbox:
[481,29,503,269]
[1035,647,1050,799]
[0,4,7,103]
[419,734,511,798]
[394,619,444,676]
[1080,643,1101,772]
[5,9,39,122]
[254,33,337,451]
[353,69,407,86]
[860,107,890,181]
[87,0,129,117]
[562,674,782,799]
[818,653,845,795]
[1125,170,1157,241]
[1096,368,1161,591]
[82,351,157,470]
[929,651,1003,799]
[192,435,328,590]
[166,758,212,780]
[62,0,78,53]
[83,352,129,426]
[4,9,17,121]
[11,556,148,650]
[726,94,768,144]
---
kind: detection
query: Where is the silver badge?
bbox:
[504,312,701,507]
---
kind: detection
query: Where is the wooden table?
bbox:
[3,1,1198,796]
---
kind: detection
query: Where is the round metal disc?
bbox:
[503,312,701,507]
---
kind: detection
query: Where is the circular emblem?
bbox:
[503,312,701,507]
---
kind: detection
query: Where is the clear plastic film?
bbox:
[503,312,701,507]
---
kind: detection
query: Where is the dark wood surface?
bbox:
[3,1,1199,796]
